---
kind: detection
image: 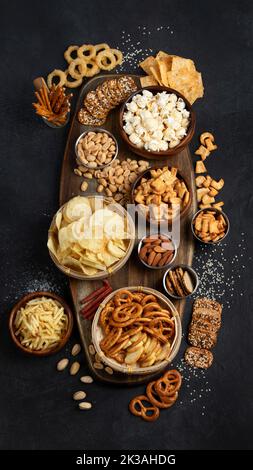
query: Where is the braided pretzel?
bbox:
[146,381,178,409]
[155,370,182,398]
[129,395,160,422]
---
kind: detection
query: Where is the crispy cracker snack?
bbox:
[139,51,204,104]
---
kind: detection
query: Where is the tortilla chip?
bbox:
[167,68,204,104]
[139,57,162,84]
[140,75,158,87]
[157,58,170,86]
[171,56,196,73]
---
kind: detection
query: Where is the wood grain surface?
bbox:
[60,74,197,385]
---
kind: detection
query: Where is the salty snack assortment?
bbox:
[76,131,117,169]
[185,298,222,369]
[47,43,123,89]
[74,158,150,205]
[98,290,176,368]
[78,76,137,126]
[138,234,176,268]
[129,369,182,421]
[133,166,190,221]
[192,209,228,243]
[14,297,68,351]
[47,196,133,277]
[33,84,72,126]
[139,51,204,104]
[164,266,196,298]
[123,89,190,151]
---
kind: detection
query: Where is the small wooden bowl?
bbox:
[92,286,182,375]
[131,165,192,223]
[119,86,196,159]
[9,291,73,356]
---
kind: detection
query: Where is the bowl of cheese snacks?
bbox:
[191,208,230,244]
[92,286,182,375]
[119,86,196,158]
[47,195,135,280]
[9,291,73,356]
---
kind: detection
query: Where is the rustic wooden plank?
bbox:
[60,74,197,384]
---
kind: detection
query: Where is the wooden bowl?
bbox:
[131,165,192,223]
[9,291,73,356]
[91,286,182,375]
[48,195,135,280]
[119,86,196,159]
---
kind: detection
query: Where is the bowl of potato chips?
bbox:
[47,195,135,280]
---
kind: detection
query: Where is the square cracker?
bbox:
[140,75,158,87]
[139,56,162,84]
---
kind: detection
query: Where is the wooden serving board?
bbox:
[60,74,197,385]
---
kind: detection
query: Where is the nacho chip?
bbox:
[167,68,204,104]
[171,56,196,73]
[140,75,158,87]
[139,57,162,84]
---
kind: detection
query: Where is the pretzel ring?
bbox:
[143,302,162,313]
[120,326,143,341]
[77,44,96,60]
[146,381,178,409]
[155,370,182,398]
[95,50,116,71]
[94,43,110,55]
[110,48,123,65]
[68,58,87,79]
[129,395,160,422]
[100,327,122,352]
[64,45,79,64]
[84,60,100,77]
[141,295,157,306]
[64,70,83,88]
[47,69,66,89]
[114,290,133,306]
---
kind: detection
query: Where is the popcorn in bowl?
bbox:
[123,90,190,151]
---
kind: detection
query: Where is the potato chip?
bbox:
[48,196,131,276]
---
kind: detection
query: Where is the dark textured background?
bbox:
[0,0,252,450]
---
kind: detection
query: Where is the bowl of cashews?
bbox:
[92,286,182,375]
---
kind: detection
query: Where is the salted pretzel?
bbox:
[141,295,157,305]
[155,370,182,398]
[143,302,163,314]
[100,327,122,352]
[129,395,160,422]
[146,381,178,409]
[110,303,143,327]
[114,290,133,306]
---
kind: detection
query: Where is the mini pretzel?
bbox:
[110,303,143,327]
[77,44,96,60]
[100,327,122,352]
[129,395,160,422]
[146,381,178,409]
[114,290,133,306]
[155,370,182,398]
[141,295,157,305]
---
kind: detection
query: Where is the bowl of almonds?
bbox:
[75,129,118,170]
[138,234,177,270]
